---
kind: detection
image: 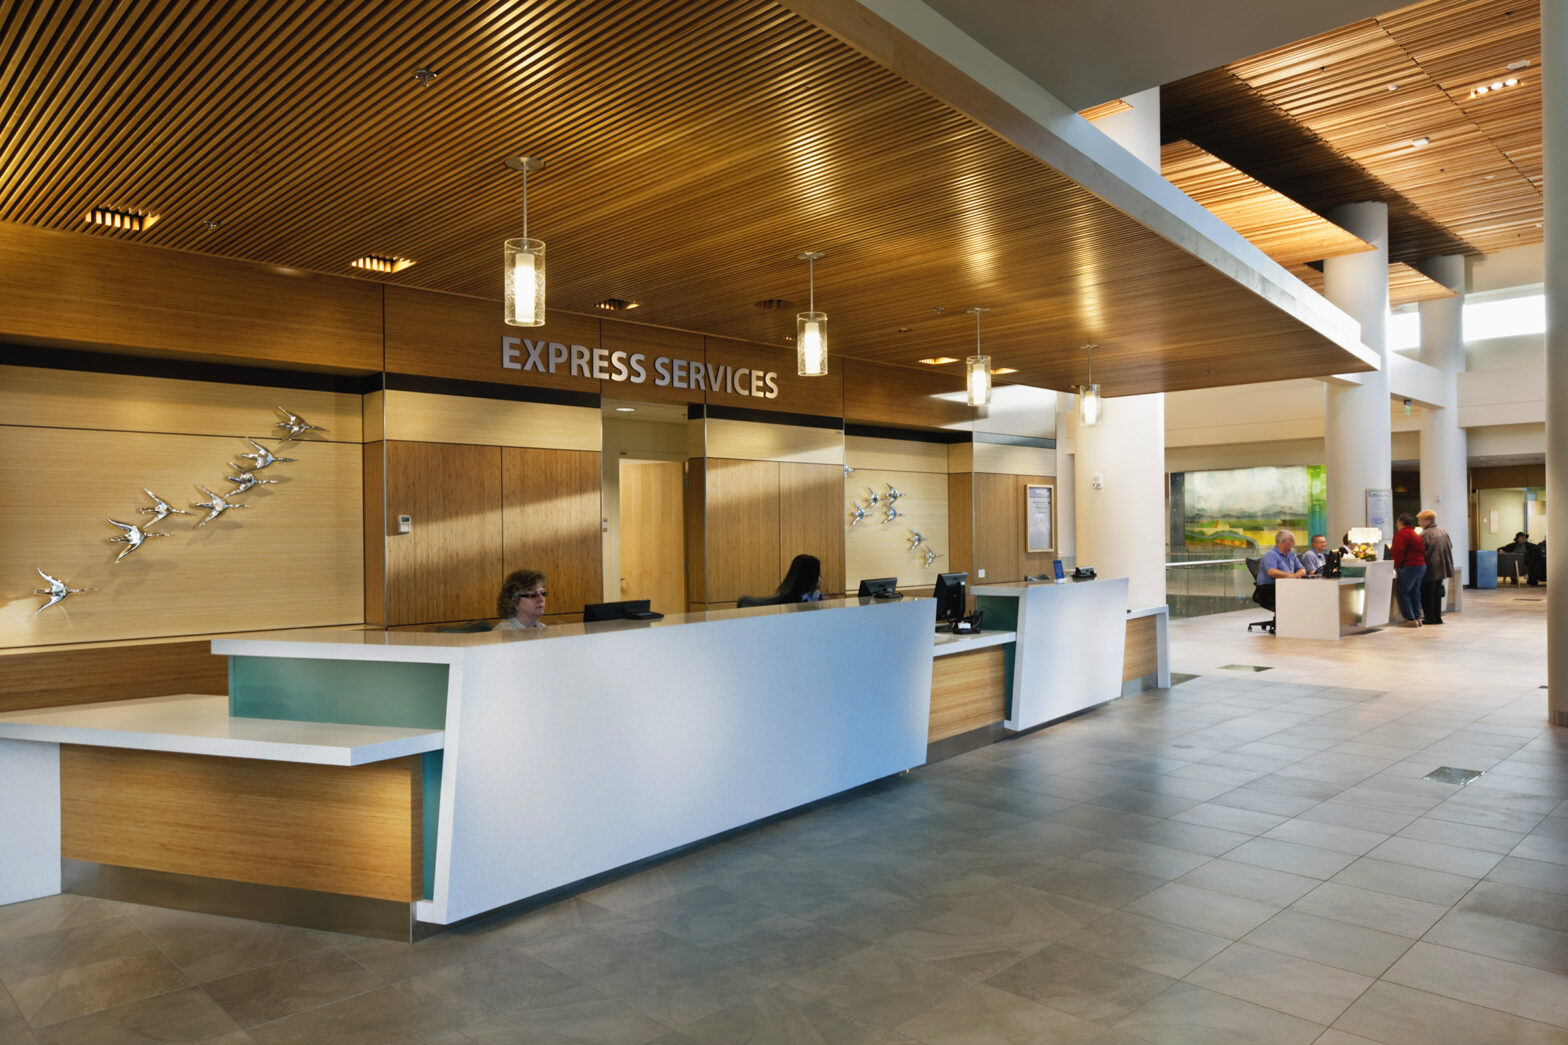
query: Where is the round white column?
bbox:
[1417,254,1469,572]
[1545,0,1567,723]
[1323,202,1392,545]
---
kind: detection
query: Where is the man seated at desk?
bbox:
[1300,534,1329,575]
[1252,529,1307,612]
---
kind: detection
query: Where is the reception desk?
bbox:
[1275,560,1394,640]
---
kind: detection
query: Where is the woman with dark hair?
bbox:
[1390,513,1426,626]
[773,554,823,603]
[496,568,548,630]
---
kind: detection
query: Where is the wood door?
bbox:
[619,460,686,615]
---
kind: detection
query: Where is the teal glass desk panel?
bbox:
[229,656,448,899]
[975,595,1020,720]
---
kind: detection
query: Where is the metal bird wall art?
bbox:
[843,464,856,478]
[139,489,191,526]
[33,568,95,615]
[192,485,249,526]
[863,488,881,508]
[882,506,903,523]
[238,438,297,471]
[923,547,944,568]
[908,529,925,549]
[848,503,867,526]
[106,517,171,563]
[225,462,279,494]
[885,484,902,504]
[274,406,327,443]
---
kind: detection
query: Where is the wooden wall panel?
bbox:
[617,460,687,614]
[1472,464,1546,489]
[845,468,950,590]
[363,390,386,443]
[384,285,601,392]
[383,390,601,450]
[61,747,420,902]
[704,459,781,603]
[847,435,951,474]
[502,448,603,617]
[384,441,502,626]
[2,427,364,648]
[705,336,845,417]
[0,224,383,372]
[1123,616,1159,683]
[972,472,1056,584]
[0,365,364,442]
[971,442,1057,476]
[704,418,843,464]
[929,648,1007,742]
[780,462,846,596]
[0,641,228,713]
[364,441,386,627]
[685,460,707,605]
[843,358,971,430]
[948,473,974,578]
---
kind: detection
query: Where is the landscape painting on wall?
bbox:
[1171,465,1326,556]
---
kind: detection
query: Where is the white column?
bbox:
[1417,255,1469,573]
[1075,86,1166,611]
[1323,202,1392,545]
[1055,390,1077,563]
[1545,0,1567,724]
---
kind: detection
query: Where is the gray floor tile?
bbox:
[1423,908,1568,976]
[1489,856,1568,897]
[1363,836,1503,878]
[1383,941,1568,1028]
[1291,881,1449,938]
[1184,941,1373,1024]
[1173,859,1320,907]
[1058,910,1230,978]
[1239,909,1412,977]
[460,990,674,1045]
[1014,858,1167,907]
[1076,839,1211,880]
[982,942,1176,1022]
[201,948,384,1028]
[679,984,900,1045]
[1459,880,1568,932]
[1125,882,1281,940]
[1109,981,1324,1045]
[946,882,1110,941]
[1127,819,1253,858]
[1260,819,1388,856]
[1329,857,1478,905]
[894,981,1102,1045]
[1224,838,1358,879]
[6,948,191,1029]
[29,986,240,1045]
[787,946,972,1030]
[126,907,344,985]
[0,897,136,947]
[1396,815,1527,855]
[1332,980,1568,1045]
[1170,802,1288,836]
[876,911,1046,980]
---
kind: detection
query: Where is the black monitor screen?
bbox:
[857,577,899,598]
[583,599,651,623]
[933,572,968,623]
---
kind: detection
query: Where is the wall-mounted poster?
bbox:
[1026,483,1054,553]
[1366,488,1394,544]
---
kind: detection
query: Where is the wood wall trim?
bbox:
[0,641,228,713]
[60,747,421,902]
[1123,615,1159,683]
[929,647,1007,741]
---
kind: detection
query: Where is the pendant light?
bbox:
[1078,343,1102,426]
[965,307,991,407]
[503,156,546,327]
[795,251,828,377]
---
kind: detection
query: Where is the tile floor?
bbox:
[0,587,1559,1044]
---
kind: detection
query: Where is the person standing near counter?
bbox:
[496,569,548,630]
[1391,514,1427,627]
[1417,510,1453,625]
[1252,530,1306,613]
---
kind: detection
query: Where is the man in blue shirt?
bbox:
[1252,530,1306,613]
[1300,534,1328,574]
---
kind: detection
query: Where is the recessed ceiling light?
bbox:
[614,406,636,413]
[1507,59,1530,71]
[352,254,415,274]
[1387,84,1399,91]
[1491,81,1505,90]
[1411,137,1430,147]
[990,367,1018,375]
[85,206,158,232]
[595,298,640,311]
[752,298,792,311]
[918,357,959,365]
[201,219,221,231]
[1504,77,1519,86]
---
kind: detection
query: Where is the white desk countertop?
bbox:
[932,630,1017,656]
[0,694,444,766]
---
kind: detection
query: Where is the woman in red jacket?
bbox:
[1391,513,1427,626]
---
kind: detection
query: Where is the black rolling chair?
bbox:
[736,594,778,608]
[1244,557,1275,633]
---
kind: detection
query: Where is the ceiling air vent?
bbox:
[84,207,158,232]
[352,255,416,274]
[752,298,793,311]
[594,298,640,311]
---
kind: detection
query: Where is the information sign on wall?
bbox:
[502,336,779,399]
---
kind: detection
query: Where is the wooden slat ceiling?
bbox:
[1164,0,1542,263]
[1160,140,1375,267]
[1291,260,1459,308]
[0,0,1368,397]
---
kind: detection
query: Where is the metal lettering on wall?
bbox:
[501,336,780,399]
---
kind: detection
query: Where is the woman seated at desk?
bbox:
[496,569,548,630]
[738,554,823,606]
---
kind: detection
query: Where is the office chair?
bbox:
[1244,557,1275,633]
[736,594,776,608]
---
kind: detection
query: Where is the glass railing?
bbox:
[1166,557,1254,620]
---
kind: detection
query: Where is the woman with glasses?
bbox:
[496,569,548,630]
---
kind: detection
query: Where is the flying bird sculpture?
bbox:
[882,506,903,523]
[238,438,297,471]
[843,464,856,478]
[908,529,925,549]
[848,503,867,526]
[192,485,249,526]
[863,488,881,508]
[274,406,327,443]
[885,484,902,504]
[225,462,279,494]
[923,547,944,568]
[33,568,95,615]
[106,517,171,563]
[139,489,191,526]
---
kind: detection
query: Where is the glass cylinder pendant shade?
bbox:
[1078,383,1103,426]
[797,312,828,376]
[503,238,546,327]
[966,355,991,407]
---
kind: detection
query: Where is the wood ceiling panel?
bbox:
[1290,259,1458,308]
[0,0,1367,397]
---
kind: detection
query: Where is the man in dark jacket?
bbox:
[1417,510,1454,624]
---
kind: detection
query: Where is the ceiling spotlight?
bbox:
[352,254,416,274]
[614,406,636,413]
[1507,59,1530,71]
[1491,81,1504,90]
[1411,137,1430,147]
[594,298,640,311]
[1474,85,1489,94]
[1504,77,1519,86]
[1387,84,1399,91]
[412,68,439,87]
[918,357,959,365]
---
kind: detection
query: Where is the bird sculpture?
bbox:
[843,464,856,478]
[908,529,925,549]
[225,462,279,494]
[106,517,171,563]
[274,406,327,443]
[882,506,903,523]
[192,485,249,526]
[864,488,881,508]
[139,488,191,526]
[33,568,95,615]
[885,484,902,504]
[238,438,297,471]
[923,547,944,568]
[848,503,867,526]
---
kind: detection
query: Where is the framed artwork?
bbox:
[1025,483,1055,554]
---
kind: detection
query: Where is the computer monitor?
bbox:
[857,577,900,599]
[933,571,968,624]
[583,599,651,623]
